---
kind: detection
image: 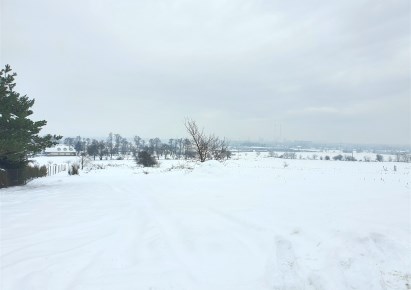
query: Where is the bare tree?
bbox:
[114,134,122,155]
[107,133,114,159]
[185,119,210,162]
[133,136,142,153]
[97,141,107,160]
[210,137,231,160]
[185,119,230,162]
[183,138,193,159]
[120,138,130,157]
[87,139,99,160]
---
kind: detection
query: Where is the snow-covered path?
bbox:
[1,158,410,290]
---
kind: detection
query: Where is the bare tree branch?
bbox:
[184,118,231,162]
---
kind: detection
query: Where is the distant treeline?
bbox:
[62,134,196,160]
[62,131,231,163]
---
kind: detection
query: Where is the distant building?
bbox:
[44,144,76,156]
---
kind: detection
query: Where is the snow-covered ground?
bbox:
[1,154,410,290]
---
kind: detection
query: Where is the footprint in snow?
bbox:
[268,236,305,290]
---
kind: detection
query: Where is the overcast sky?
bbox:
[1,0,410,145]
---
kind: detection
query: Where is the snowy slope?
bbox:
[1,156,410,290]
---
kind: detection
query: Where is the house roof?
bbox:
[44,144,76,153]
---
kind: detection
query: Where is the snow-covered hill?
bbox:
[1,155,410,290]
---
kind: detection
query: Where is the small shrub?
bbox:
[281,152,296,159]
[135,151,158,167]
[395,153,410,162]
[68,164,79,175]
[376,154,384,162]
[325,155,330,160]
[95,164,105,170]
[24,165,47,180]
[269,151,278,158]
[166,163,194,172]
[212,148,231,161]
[344,155,357,161]
[83,163,106,173]
[333,154,343,161]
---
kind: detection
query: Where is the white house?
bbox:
[44,144,76,156]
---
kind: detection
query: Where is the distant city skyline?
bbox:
[2,0,410,145]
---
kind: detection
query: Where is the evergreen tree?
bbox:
[0,65,61,170]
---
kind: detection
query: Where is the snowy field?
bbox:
[1,153,410,290]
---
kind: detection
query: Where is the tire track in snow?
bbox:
[267,236,307,290]
[263,233,328,290]
[207,207,271,262]
[114,184,195,289]
[204,208,278,289]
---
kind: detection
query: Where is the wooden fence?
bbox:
[47,164,67,176]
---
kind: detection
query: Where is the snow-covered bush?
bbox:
[135,151,158,167]
[395,153,410,162]
[166,163,194,172]
[24,164,47,180]
[344,155,357,161]
[376,154,384,162]
[68,164,79,175]
[280,152,296,159]
[83,163,106,173]
[268,151,278,158]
